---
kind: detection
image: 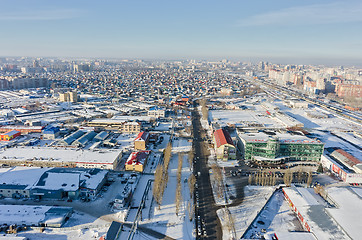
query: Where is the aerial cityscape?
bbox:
[0,1,361,240]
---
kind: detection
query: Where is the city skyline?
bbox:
[1,0,362,66]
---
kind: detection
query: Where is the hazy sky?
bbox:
[1,0,362,65]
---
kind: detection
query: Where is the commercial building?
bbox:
[237,131,324,165]
[0,147,122,170]
[213,129,236,161]
[0,130,21,141]
[0,126,43,134]
[321,149,362,184]
[134,131,149,150]
[125,150,150,172]
[282,186,361,240]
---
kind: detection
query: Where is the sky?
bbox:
[1,0,362,65]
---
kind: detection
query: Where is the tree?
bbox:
[283,170,293,187]
[248,174,253,185]
[307,171,313,187]
[317,164,323,173]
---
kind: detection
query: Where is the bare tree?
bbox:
[307,171,313,187]
[283,169,293,187]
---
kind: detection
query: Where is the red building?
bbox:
[0,130,21,141]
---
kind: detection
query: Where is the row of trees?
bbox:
[175,153,183,216]
[200,98,209,121]
[153,142,173,208]
[211,164,224,198]
[248,170,313,187]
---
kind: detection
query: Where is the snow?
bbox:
[326,187,362,240]
[16,210,110,240]
[0,167,49,189]
[35,172,79,191]
[217,186,274,239]
[0,205,52,226]
[172,138,192,153]
[123,142,194,240]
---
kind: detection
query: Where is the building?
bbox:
[59,91,78,103]
[237,131,324,166]
[0,130,21,141]
[0,147,122,170]
[42,126,60,139]
[134,131,150,150]
[321,149,362,184]
[0,126,43,134]
[0,205,73,228]
[335,84,361,98]
[148,106,166,118]
[282,186,361,240]
[120,122,141,134]
[213,129,236,161]
[125,150,150,172]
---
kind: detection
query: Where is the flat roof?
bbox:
[238,131,322,144]
[0,147,121,164]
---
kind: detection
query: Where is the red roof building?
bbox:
[213,129,236,161]
[134,131,150,150]
[125,150,151,172]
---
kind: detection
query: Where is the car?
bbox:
[67,199,73,202]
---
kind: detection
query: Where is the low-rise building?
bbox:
[134,131,149,150]
[213,129,236,161]
[125,150,151,172]
[0,130,21,141]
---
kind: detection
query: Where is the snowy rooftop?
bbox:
[238,131,322,144]
[0,146,121,164]
[326,187,362,240]
[35,172,80,191]
[0,167,49,189]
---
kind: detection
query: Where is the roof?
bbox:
[135,131,149,142]
[331,149,361,167]
[2,130,20,136]
[125,151,150,166]
[213,129,234,148]
[106,221,122,240]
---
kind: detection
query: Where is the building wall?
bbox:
[241,140,324,162]
[120,123,140,133]
[134,140,146,150]
[125,164,144,172]
[214,143,236,161]
[0,188,29,198]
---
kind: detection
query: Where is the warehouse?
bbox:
[237,130,324,166]
[0,130,21,141]
[0,205,72,228]
[0,147,122,170]
[213,129,236,161]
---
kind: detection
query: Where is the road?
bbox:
[192,101,222,240]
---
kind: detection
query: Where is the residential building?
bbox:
[125,150,150,172]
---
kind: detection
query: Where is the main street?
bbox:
[191,101,222,240]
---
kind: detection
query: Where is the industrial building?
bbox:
[321,149,362,184]
[0,205,73,228]
[0,130,21,141]
[237,130,324,165]
[148,106,166,118]
[42,126,60,139]
[0,167,108,201]
[213,129,236,161]
[0,147,122,170]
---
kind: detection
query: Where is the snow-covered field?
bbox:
[15,211,110,240]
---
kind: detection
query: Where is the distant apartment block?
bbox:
[0,77,49,90]
[59,91,78,103]
[335,84,361,98]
